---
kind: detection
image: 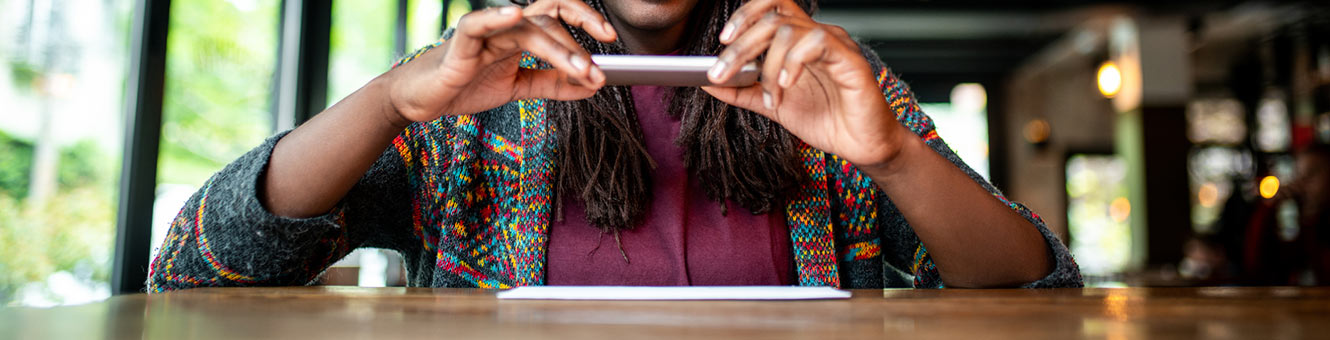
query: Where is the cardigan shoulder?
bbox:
[833,42,1083,288]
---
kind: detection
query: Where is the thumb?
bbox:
[701,84,776,120]
[516,69,603,101]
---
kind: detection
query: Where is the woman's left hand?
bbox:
[704,0,1059,287]
[703,0,910,171]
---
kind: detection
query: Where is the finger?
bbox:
[526,15,606,82]
[526,15,582,50]
[719,0,809,44]
[524,0,617,42]
[795,30,871,90]
[491,22,603,87]
[779,27,830,90]
[709,13,812,84]
[701,85,772,120]
[451,6,525,58]
[762,24,803,109]
[516,69,601,101]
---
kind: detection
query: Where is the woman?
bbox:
[147,0,1080,291]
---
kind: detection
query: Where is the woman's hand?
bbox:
[702,0,908,172]
[703,0,1057,287]
[385,0,617,126]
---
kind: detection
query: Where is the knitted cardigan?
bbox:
[146,41,1082,292]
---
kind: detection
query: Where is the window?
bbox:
[1188,147,1253,233]
[0,0,133,306]
[409,0,470,50]
[324,0,406,287]
[919,83,990,180]
[327,0,394,104]
[1185,98,1252,234]
[327,0,467,112]
[323,0,456,287]
[1254,94,1291,153]
[1066,154,1132,281]
[150,0,282,261]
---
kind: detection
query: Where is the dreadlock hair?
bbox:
[517,0,818,232]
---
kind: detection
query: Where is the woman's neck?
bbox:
[607,13,689,55]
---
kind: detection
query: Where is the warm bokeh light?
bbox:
[1259,176,1280,199]
[1097,62,1122,98]
[1023,119,1051,144]
[1109,197,1131,223]
[1197,182,1219,207]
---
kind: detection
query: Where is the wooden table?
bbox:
[4,286,1329,339]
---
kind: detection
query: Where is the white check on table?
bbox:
[496,286,852,301]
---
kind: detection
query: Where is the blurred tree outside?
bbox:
[329,0,466,103]
[404,0,468,53]
[1,0,131,306]
[149,0,280,262]
[328,0,394,104]
[157,0,278,185]
[2,0,282,306]
[0,134,116,306]
[3,0,467,302]
[1067,154,1133,282]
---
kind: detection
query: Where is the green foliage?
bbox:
[58,139,103,189]
[0,134,104,201]
[0,131,34,199]
[6,60,40,93]
[1,0,129,306]
[157,0,279,186]
[1,0,427,305]
[0,139,114,305]
[327,0,394,103]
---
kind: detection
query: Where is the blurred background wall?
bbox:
[1,0,1328,306]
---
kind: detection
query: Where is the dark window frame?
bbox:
[112,0,456,294]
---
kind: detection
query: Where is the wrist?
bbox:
[860,126,928,186]
[368,75,413,131]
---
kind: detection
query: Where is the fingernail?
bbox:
[603,22,615,36]
[720,23,735,42]
[778,70,789,87]
[590,65,604,84]
[570,55,588,72]
[499,6,517,15]
[709,60,728,80]
[763,91,773,109]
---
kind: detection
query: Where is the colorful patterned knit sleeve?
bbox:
[856,43,1083,288]
[146,36,467,292]
[145,131,416,292]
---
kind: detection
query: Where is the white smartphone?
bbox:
[590,55,759,87]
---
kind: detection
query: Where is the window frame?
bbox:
[112,0,459,294]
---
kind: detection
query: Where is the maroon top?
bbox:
[545,85,795,286]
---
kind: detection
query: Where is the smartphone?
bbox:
[590,55,759,87]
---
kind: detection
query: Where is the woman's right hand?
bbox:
[384,0,617,125]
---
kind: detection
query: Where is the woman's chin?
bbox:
[603,0,700,31]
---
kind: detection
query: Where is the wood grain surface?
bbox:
[4,286,1328,339]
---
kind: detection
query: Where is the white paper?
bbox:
[495,286,852,300]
